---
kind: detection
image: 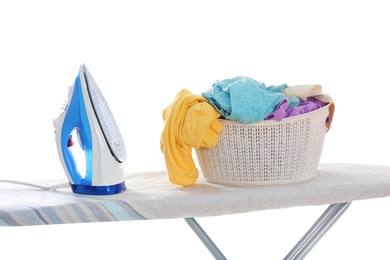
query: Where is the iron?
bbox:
[53,64,127,195]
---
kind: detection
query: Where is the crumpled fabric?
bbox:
[265,97,326,121]
[160,89,223,186]
[284,84,333,103]
[283,84,335,130]
[202,76,300,124]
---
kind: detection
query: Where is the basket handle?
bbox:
[326,103,335,132]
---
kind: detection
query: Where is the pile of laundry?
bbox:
[160,76,333,187]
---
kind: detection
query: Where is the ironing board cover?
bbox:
[1,163,390,226]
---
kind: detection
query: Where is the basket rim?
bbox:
[218,103,331,126]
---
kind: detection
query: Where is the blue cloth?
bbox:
[202,76,299,124]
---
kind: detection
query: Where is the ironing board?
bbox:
[1,163,390,259]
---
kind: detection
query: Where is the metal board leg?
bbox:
[185,217,227,260]
[284,202,352,260]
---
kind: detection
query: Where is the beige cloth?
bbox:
[285,85,334,131]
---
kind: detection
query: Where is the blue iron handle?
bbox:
[61,75,93,186]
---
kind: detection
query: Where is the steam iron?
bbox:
[53,64,127,195]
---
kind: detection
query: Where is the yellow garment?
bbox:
[160,89,223,186]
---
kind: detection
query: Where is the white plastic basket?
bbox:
[195,104,332,185]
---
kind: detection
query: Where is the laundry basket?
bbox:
[195,103,332,185]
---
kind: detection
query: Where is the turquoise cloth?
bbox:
[202,76,299,124]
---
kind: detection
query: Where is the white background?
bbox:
[1,1,389,259]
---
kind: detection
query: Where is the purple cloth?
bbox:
[265,98,325,121]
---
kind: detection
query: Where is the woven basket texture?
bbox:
[195,104,330,185]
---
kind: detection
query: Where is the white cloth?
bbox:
[285,84,334,103]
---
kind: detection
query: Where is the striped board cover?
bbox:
[2,163,390,226]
